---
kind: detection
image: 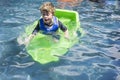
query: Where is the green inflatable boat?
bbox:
[25,9,83,64]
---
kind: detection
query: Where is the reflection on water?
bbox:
[0,0,120,80]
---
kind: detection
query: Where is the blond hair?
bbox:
[39,2,55,15]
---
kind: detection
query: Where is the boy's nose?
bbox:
[43,16,48,19]
[43,14,48,17]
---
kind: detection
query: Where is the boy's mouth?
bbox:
[44,18,51,24]
[44,18,49,21]
[44,18,53,26]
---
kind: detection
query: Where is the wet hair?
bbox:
[39,2,55,15]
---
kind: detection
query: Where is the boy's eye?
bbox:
[42,12,49,16]
[43,14,48,16]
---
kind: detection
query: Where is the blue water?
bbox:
[0,0,120,80]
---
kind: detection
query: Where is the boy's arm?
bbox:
[24,34,35,45]
[58,20,69,40]
[24,22,39,45]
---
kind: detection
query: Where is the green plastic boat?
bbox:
[25,9,83,64]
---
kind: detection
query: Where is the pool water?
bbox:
[0,0,120,80]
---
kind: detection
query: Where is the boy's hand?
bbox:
[24,34,34,45]
[65,36,70,41]
[64,29,70,41]
[24,38,30,45]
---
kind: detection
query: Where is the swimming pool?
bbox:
[0,0,120,80]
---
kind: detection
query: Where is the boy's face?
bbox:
[41,10,53,25]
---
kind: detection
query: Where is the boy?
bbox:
[25,2,69,44]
